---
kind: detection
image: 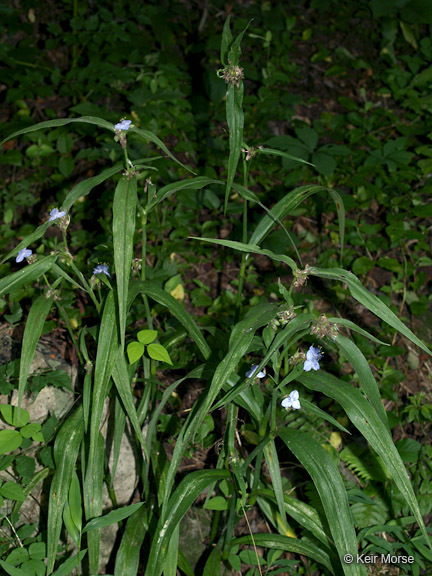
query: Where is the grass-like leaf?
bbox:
[51,551,87,576]
[114,505,148,576]
[310,267,432,356]
[279,428,366,576]
[129,126,195,174]
[146,176,220,211]
[0,255,56,295]
[249,185,345,258]
[83,502,144,533]
[0,116,114,147]
[299,370,431,548]
[47,406,84,574]
[336,334,388,430]
[17,294,54,413]
[190,237,297,272]
[145,470,230,576]
[225,81,244,213]
[62,164,124,212]
[231,533,334,574]
[113,176,137,351]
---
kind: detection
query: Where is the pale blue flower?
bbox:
[16,248,32,263]
[281,390,301,410]
[93,264,111,278]
[114,119,132,131]
[246,365,266,379]
[303,346,323,372]
[48,208,67,222]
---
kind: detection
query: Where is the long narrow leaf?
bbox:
[113,177,137,350]
[62,164,124,212]
[310,267,432,356]
[51,551,87,576]
[336,334,388,430]
[231,534,334,574]
[225,81,244,213]
[0,255,56,294]
[145,470,230,576]
[83,502,144,533]
[263,441,287,527]
[114,505,148,576]
[279,428,366,576]
[84,433,105,575]
[190,237,297,272]
[162,303,277,508]
[47,406,84,574]
[146,176,220,211]
[249,185,345,255]
[299,370,431,548]
[129,126,194,174]
[0,116,114,147]
[18,294,54,411]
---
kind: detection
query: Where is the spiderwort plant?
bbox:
[0,17,431,576]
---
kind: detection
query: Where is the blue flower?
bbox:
[16,248,32,263]
[245,365,266,379]
[48,208,67,222]
[281,390,301,410]
[303,345,323,372]
[114,119,132,131]
[93,264,111,278]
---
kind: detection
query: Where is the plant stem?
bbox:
[235,156,250,314]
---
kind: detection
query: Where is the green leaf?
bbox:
[0,560,27,576]
[62,164,123,212]
[309,267,432,356]
[127,341,145,364]
[63,500,81,545]
[84,433,105,574]
[225,81,244,213]
[0,405,30,427]
[51,551,87,576]
[0,481,26,501]
[260,147,315,166]
[336,334,389,430]
[129,126,194,174]
[279,429,366,576]
[231,534,334,574]
[114,505,148,576]
[137,330,158,345]
[113,176,137,351]
[220,15,233,66]
[146,176,220,211]
[17,294,54,415]
[68,472,82,533]
[299,370,431,549]
[83,502,144,533]
[249,185,345,259]
[190,237,297,272]
[203,496,229,511]
[0,255,56,295]
[0,116,115,148]
[47,406,84,573]
[146,470,230,576]
[147,343,173,365]
[263,441,287,528]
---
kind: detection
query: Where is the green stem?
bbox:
[55,302,84,364]
[235,157,250,313]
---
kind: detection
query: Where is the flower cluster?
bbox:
[219,61,244,88]
[281,390,301,410]
[269,305,296,331]
[289,350,306,366]
[310,314,339,342]
[293,264,312,288]
[304,346,323,372]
